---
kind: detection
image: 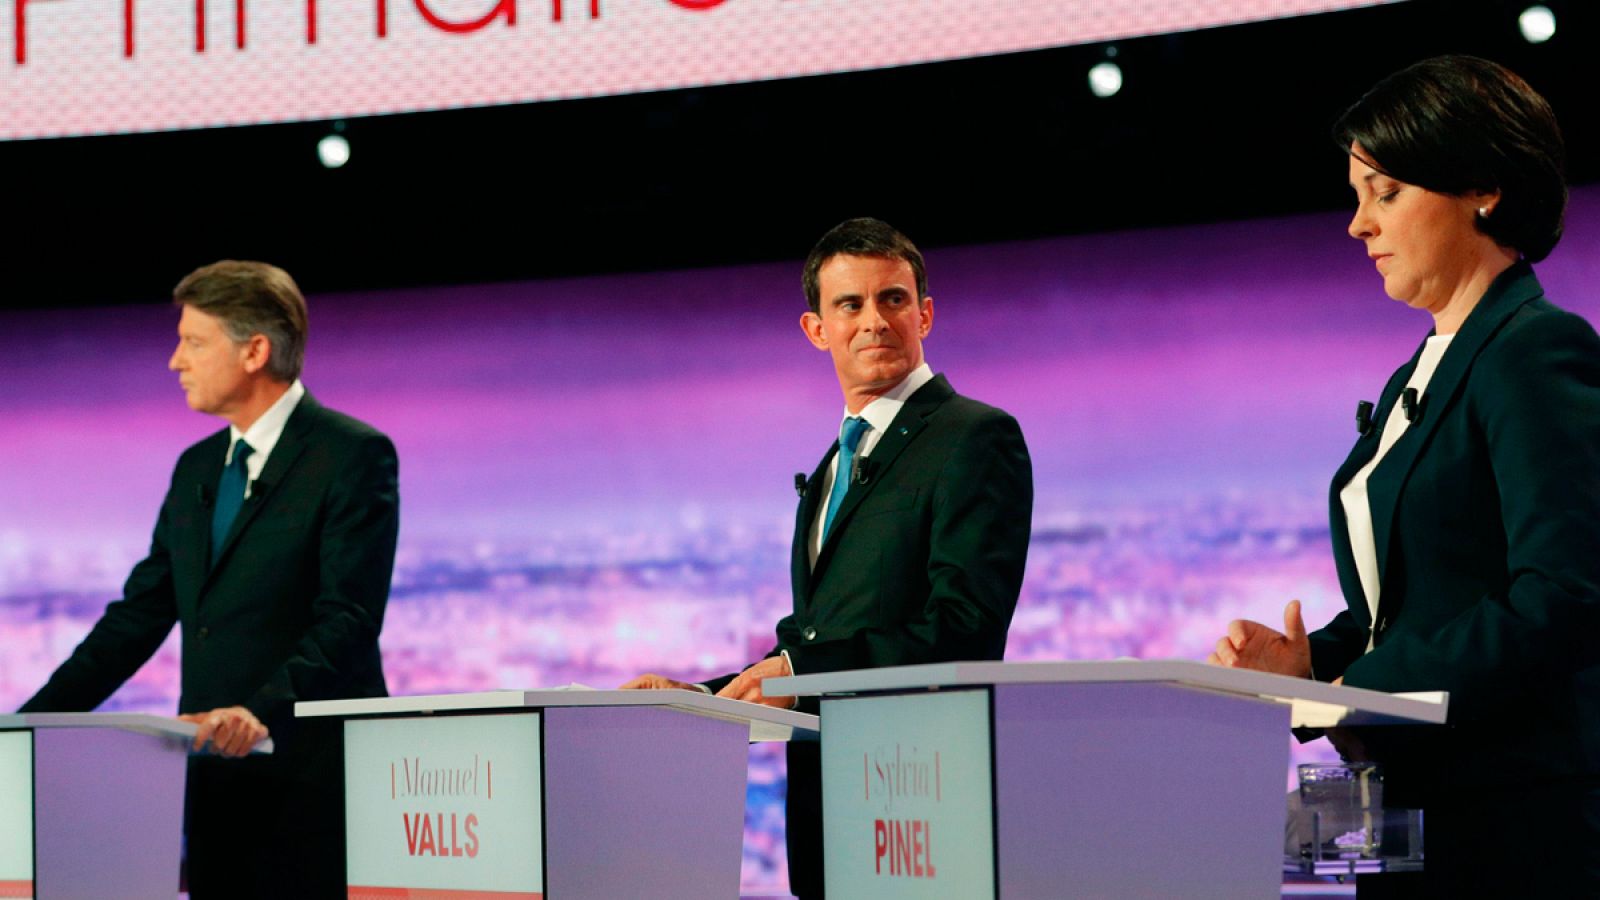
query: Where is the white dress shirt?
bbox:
[1339,336,1452,651]
[226,380,307,498]
[808,362,935,568]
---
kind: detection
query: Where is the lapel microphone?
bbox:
[852,457,872,486]
[794,473,807,498]
[1355,401,1375,437]
[196,484,214,509]
[1400,388,1422,423]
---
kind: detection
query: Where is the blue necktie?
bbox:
[210,439,254,564]
[822,417,871,540]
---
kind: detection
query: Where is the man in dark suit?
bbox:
[625,218,1033,898]
[19,260,399,898]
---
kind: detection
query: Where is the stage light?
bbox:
[1519,5,1556,44]
[1088,61,1123,98]
[317,133,351,169]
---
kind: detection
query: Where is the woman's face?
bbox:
[1346,144,1498,316]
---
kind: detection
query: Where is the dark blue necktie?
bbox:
[822,416,871,540]
[210,439,254,564]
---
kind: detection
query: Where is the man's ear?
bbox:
[240,334,273,375]
[918,296,934,339]
[801,311,829,350]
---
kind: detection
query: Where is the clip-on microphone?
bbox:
[1400,388,1422,423]
[1355,400,1375,436]
[852,457,872,486]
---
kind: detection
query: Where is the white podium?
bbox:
[0,713,207,900]
[766,660,1449,900]
[298,688,818,899]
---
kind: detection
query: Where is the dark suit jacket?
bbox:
[1308,263,1600,888]
[21,394,399,763]
[708,373,1032,693]
[712,373,1032,897]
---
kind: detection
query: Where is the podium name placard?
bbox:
[345,714,544,899]
[0,732,32,900]
[823,690,996,899]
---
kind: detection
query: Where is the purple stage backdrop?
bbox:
[5,191,1600,892]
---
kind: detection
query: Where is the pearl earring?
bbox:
[1477,207,1490,218]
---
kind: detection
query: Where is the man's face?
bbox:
[801,254,933,405]
[168,305,254,417]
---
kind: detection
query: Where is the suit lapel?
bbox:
[204,397,318,585]
[792,452,833,608]
[1362,262,1543,621]
[808,375,953,583]
[1327,363,1412,627]
[185,431,230,597]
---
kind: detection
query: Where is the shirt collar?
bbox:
[841,362,933,437]
[228,380,306,464]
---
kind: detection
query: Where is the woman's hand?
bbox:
[1208,599,1313,678]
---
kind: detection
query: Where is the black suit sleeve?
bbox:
[1308,609,1369,683]
[782,413,1033,674]
[242,433,399,726]
[1340,311,1600,721]
[19,469,182,713]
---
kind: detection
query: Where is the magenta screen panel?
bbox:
[2,0,1401,140]
[5,191,1597,889]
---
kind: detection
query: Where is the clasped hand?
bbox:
[178,705,268,758]
[713,656,796,709]
[1208,603,1369,760]
[1207,599,1313,679]
[620,656,797,709]
[617,673,700,691]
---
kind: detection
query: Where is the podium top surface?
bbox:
[295,688,819,742]
[0,712,194,738]
[765,660,1448,728]
[0,711,276,753]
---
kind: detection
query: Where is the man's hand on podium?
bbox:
[1208,599,1313,679]
[619,674,702,692]
[715,656,798,710]
[179,705,269,758]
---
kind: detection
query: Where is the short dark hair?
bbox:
[801,218,929,314]
[1333,55,1567,262]
[174,261,308,382]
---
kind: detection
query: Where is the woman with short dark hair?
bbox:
[1210,55,1600,895]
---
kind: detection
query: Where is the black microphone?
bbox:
[794,473,807,498]
[852,457,872,486]
[1401,388,1421,423]
[196,484,213,509]
[1355,400,1375,437]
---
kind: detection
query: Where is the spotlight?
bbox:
[1088,61,1123,98]
[317,133,351,169]
[1519,5,1556,44]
